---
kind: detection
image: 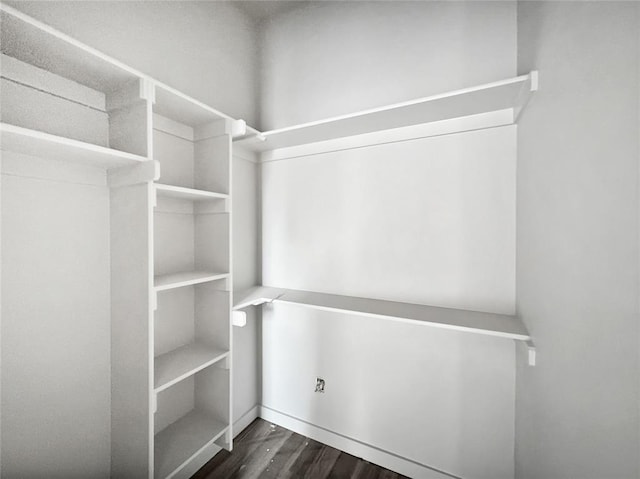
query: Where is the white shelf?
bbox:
[0,123,149,169]
[236,72,538,152]
[155,184,228,202]
[154,271,229,292]
[1,5,142,94]
[234,286,530,341]
[154,409,228,479]
[154,344,229,393]
[154,83,231,128]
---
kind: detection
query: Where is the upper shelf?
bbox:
[0,5,142,94]
[0,123,149,169]
[234,286,530,341]
[236,72,538,152]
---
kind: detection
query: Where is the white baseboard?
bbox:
[258,406,460,479]
[233,405,261,437]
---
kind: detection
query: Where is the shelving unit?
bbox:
[236,72,538,153]
[151,81,234,478]
[1,4,238,478]
[2,4,540,479]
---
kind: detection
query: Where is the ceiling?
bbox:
[233,1,311,22]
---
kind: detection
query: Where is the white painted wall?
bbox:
[6,0,260,126]
[516,2,640,478]
[263,127,516,314]
[261,126,517,478]
[259,4,519,477]
[259,0,516,130]
[1,160,111,478]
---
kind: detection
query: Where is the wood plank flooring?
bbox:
[192,418,409,479]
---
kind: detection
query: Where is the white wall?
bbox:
[6,0,260,126]
[516,2,640,478]
[259,3,519,477]
[1,160,111,478]
[259,0,516,129]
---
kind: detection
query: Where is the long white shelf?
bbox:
[154,271,229,292]
[236,72,538,152]
[154,409,228,479]
[154,344,228,393]
[1,5,142,94]
[234,286,530,341]
[155,183,228,201]
[0,123,149,169]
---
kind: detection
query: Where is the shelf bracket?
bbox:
[152,392,158,414]
[514,70,539,123]
[232,310,247,327]
[151,290,158,312]
[526,340,536,366]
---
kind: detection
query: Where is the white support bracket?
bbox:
[232,310,247,327]
[151,290,158,312]
[108,159,160,188]
[526,339,536,366]
[152,392,158,414]
[514,70,539,123]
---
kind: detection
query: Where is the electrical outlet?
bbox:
[315,377,325,393]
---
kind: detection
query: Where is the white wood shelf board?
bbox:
[154,83,230,127]
[154,344,229,393]
[1,5,142,94]
[237,73,537,152]
[155,184,228,201]
[0,123,149,169]
[154,409,228,479]
[154,271,229,292]
[234,286,530,341]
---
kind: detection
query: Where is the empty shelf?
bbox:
[236,72,538,152]
[1,5,141,93]
[234,286,530,341]
[154,271,228,292]
[0,123,149,169]
[154,409,228,479]
[155,184,228,201]
[154,344,229,393]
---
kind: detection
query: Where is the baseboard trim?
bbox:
[258,406,461,479]
[233,405,261,437]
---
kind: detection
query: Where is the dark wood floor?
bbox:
[192,418,409,479]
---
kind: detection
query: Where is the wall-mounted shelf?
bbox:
[1,6,141,94]
[154,271,229,292]
[154,344,229,393]
[236,72,538,152]
[0,123,149,169]
[234,286,531,342]
[155,183,228,201]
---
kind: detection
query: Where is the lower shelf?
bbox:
[233,286,530,341]
[154,409,228,479]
